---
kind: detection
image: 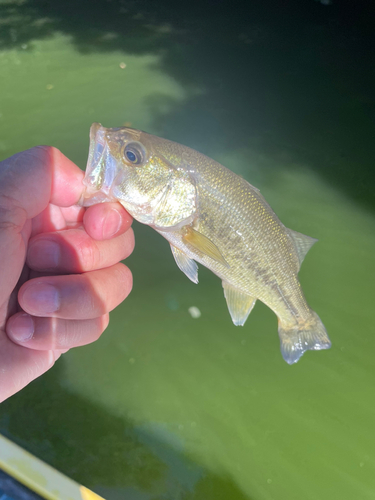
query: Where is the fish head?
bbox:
[81,123,197,229]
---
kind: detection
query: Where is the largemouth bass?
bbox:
[80,123,331,364]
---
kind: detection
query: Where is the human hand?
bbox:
[0,146,134,403]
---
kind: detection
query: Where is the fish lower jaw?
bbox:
[78,187,116,207]
[114,200,153,224]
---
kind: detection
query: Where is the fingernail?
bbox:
[28,240,60,269]
[103,208,121,239]
[8,313,34,342]
[22,283,60,314]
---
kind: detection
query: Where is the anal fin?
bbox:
[222,281,257,326]
[171,245,198,284]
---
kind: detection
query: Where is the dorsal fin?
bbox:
[288,229,318,267]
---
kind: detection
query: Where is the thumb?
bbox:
[0,146,83,309]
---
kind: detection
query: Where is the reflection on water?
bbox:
[1,0,375,499]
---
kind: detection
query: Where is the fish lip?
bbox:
[79,122,115,206]
[85,122,107,182]
[78,189,114,207]
[82,122,105,187]
[89,122,103,143]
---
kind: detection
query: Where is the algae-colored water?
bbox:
[1,1,375,498]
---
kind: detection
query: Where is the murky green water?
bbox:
[1,1,375,498]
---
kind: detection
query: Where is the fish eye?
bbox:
[124,142,145,165]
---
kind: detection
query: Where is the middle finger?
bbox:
[27,226,134,273]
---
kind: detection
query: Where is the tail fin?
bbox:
[278,311,331,365]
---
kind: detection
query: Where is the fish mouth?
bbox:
[79,123,118,207]
[89,121,102,142]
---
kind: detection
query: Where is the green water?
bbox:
[1,1,375,498]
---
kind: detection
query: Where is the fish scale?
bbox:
[81,123,331,364]
[180,158,300,311]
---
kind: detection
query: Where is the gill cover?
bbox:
[82,123,197,230]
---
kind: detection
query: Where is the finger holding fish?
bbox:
[83,202,133,241]
[0,146,136,403]
[27,223,134,273]
[12,193,134,353]
[30,198,131,239]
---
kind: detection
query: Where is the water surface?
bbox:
[1,1,375,498]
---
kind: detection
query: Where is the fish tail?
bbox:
[278,311,331,365]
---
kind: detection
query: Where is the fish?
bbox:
[80,123,331,364]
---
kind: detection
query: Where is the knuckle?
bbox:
[102,313,110,330]
[123,228,135,257]
[96,315,109,339]
[115,264,133,299]
[0,194,27,231]
[57,319,71,349]
[77,237,100,270]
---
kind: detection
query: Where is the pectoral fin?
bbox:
[171,245,198,284]
[222,281,257,326]
[182,227,229,267]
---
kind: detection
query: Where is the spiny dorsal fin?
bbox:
[222,281,257,326]
[182,226,229,267]
[170,245,198,284]
[288,229,318,267]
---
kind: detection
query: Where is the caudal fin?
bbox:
[278,311,331,365]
